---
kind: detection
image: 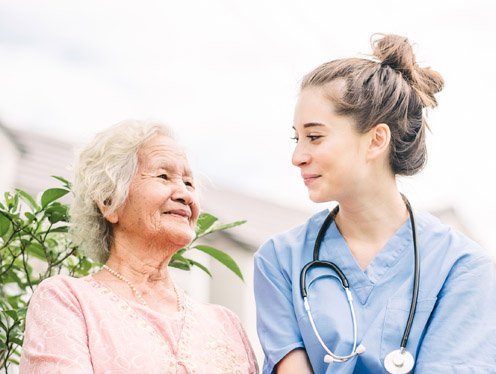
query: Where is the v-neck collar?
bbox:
[320,219,412,305]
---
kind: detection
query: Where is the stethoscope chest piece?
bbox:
[384,349,414,374]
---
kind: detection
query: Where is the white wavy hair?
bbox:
[69,119,174,263]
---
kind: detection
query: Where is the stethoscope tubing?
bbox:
[400,196,419,350]
[304,291,359,361]
[299,195,420,366]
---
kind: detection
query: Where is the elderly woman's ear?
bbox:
[96,200,119,224]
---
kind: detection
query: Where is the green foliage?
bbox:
[194,245,244,281]
[0,177,245,371]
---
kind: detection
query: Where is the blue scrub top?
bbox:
[254,209,496,373]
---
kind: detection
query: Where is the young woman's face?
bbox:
[292,87,371,203]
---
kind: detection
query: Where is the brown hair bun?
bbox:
[372,34,444,108]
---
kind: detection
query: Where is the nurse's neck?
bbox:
[335,189,409,270]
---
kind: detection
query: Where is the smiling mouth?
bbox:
[303,175,321,186]
[163,209,191,219]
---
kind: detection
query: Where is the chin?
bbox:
[308,191,329,204]
[169,229,195,248]
[163,220,195,239]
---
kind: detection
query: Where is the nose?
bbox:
[292,142,311,167]
[171,182,194,206]
[171,182,199,223]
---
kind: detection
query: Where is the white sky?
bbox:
[0,0,495,255]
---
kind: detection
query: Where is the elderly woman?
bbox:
[20,120,258,373]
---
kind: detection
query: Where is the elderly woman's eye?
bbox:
[183,179,195,188]
[158,174,168,180]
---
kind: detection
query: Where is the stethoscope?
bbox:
[299,195,420,374]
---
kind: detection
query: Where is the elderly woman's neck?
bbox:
[105,242,177,283]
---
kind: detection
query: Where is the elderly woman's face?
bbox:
[111,134,200,249]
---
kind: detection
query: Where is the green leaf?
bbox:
[41,188,70,208]
[169,260,191,271]
[3,310,18,320]
[26,243,47,261]
[171,252,189,263]
[0,316,8,331]
[169,253,192,271]
[4,191,12,204]
[0,212,11,236]
[16,308,27,319]
[2,270,22,285]
[177,248,187,255]
[194,245,243,281]
[45,203,69,224]
[188,259,212,277]
[195,212,218,236]
[9,337,22,346]
[79,257,93,273]
[15,189,39,211]
[214,220,246,230]
[41,225,69,234]
[9,357,21,365]
[198,220,246,237]
[4,191,19,211]
[24,212,37,224]
[51,175,72,189]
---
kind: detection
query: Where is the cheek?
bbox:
[190,203,200,227]
[189,192,200,219]
[132,197,165,228]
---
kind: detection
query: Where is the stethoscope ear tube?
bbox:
[312,206,339,261]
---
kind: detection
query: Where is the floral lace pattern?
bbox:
[20,275,258,373]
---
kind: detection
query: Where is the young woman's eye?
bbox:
[308,135,322,142]
[158,174,168,180]
[291,136,299,143]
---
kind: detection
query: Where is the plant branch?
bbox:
[19,240,33,292]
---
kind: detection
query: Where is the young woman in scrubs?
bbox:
[254,34,496,373]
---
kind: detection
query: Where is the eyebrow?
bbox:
[183,168,193,177]
[292,122,326,130]
[150,160,193,177]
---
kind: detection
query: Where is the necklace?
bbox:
[103,264,183,311]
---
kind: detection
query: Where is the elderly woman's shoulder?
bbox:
[31,274,94,300]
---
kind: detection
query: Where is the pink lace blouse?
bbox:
[19,275,258,373]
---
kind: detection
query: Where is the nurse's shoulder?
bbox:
[255,209,330,266]
[416,210,493,277]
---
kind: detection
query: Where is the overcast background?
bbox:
[0,0,495,257]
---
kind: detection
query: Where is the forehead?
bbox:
[297,82,344,110]
[137,135,190,171]
[294,89,335,126]
[294,83,348,126]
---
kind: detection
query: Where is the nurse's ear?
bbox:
[366,123,391,161]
